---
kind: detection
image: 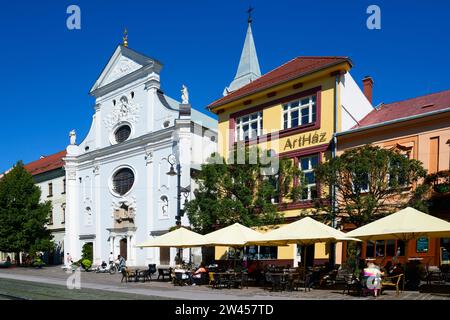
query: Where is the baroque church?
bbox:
[64,38,217,266]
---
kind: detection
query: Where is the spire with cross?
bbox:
[223,5,261,95]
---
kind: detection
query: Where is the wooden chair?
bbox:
[231,273,248,289]
[342,274,363,296]
[292,272,313,292]
[381,274,404,295]
[157,267,172,281]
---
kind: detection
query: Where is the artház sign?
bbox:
[283,132,327,150]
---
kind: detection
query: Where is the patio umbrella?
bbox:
[346,207,450,241]
[199,223,266,269]
[246,216,360,287]
[246,216,360,246]
[346,207,450,263]
[200,223,265,247]
[136,227,205,248]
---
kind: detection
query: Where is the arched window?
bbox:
[115,125,131,143]
[112,168,135,195]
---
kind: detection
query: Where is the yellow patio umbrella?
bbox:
[200,222,265,247]
[346,207,450,241]
[346,207,450,262]
[136,227,205,248]
[199,223,266,268]
[246,216,360,246]
[246,217,360,283]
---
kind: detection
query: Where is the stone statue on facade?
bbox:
[181,84,189,104]
[69,130,77,145]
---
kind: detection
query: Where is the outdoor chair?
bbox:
[265,273,287,292]
[231,273,248,289]
[136,264,157,282]
[291,273,313,292]
[212,272,230,289]
[157,267,172,281]
[173,272,190,286]
[381,274,404,295]
[334,269,354,287]
[342,274,363,296]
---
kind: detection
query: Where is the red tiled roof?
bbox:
[24,150,67,176]
[355,89,450,128]
[207,56,351,110]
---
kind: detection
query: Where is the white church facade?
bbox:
[64,44,217,267]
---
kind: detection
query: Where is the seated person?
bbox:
[383,261,393,276]
[190,263,208,285]
[101,261,107,269]
[248,261,264,285]
[391,263,404,276]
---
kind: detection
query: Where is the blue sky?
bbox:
[1,0,449,172]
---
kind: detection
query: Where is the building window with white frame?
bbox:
[298,154,319,200]
[283,95,316,130]
[235,111,263,142]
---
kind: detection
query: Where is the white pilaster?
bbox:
[64,159,81,261]
[94,164,102,265]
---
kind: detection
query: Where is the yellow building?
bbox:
[206,18,375,266]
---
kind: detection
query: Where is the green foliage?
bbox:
[81,259,92,270]
[186,146,303,233]
[0,161,54,258]
[81,243,93,261]
[425,170,450,194]
[33,257,45,268]
[313,145,427,227]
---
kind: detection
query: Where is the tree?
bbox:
[185,146,303,234]
[310,145,427,228]
[0,161,54,264]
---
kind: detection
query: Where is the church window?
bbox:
[113,99,116,106]
[112,168,135,195]
[115,125,131,143]
[131,91,135,99]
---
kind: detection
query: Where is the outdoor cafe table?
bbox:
[214,272,241,288]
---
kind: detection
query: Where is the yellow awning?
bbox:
[346,207,450,241]
[136,227,205,248]
[246,217,360,246]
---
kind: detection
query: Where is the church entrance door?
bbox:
[120,238,127,260]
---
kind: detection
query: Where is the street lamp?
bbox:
[166,154,190,226]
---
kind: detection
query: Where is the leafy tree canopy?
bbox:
[186,146,303,234]
[0,161,54,258]
[311,145,427,227]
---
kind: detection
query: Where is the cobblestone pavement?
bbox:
[0,266,449,300]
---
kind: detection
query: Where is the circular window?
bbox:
[115,125,131,143]
[112,168,135,196]
[163,120,170,128]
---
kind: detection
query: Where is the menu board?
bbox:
[441,247,450,265]
[416,237,429,253]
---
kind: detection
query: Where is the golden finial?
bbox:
[123,28,128,47]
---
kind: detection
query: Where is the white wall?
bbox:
[340,72,374,131]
